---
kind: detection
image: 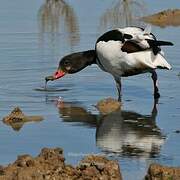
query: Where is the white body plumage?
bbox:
[96,27,171,78]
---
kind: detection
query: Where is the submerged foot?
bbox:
[154,92,160,99]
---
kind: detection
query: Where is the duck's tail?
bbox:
[153,52,172,70]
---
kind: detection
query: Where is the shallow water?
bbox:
[0,0,180,179]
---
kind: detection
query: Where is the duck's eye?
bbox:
[64,60,70,66]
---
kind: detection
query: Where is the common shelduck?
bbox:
[46,26,173,100]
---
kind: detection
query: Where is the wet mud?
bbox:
[142,9,180,27]
[3,107,43,131]
[145,163,180,180]
[0,147,122,180]
[96,98,121,115]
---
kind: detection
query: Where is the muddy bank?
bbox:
[141,9,180,27]
[145,163,180,180]
[3,107,43,131]
[0,148,180,180]
[0,147,122,180]
[96,97,121,115]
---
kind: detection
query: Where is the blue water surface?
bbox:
[0,0,180,179]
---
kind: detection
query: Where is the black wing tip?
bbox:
[146,39,174,46]
[160,41,174,46]
[168,42,174,46]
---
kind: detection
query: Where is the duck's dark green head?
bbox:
[45,50,96,82]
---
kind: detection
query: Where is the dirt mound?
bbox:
[0,147,122,180]
[142,9,180,27]
[96,97,121,114]
[3,107,43,131]
[145,163,180,180]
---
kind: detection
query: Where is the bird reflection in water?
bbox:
[57,99,165,158]
[100,0,146,30]
[38,0,79,49]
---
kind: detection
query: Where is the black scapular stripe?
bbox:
[96,30,132,43]
[96,30,124,43]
